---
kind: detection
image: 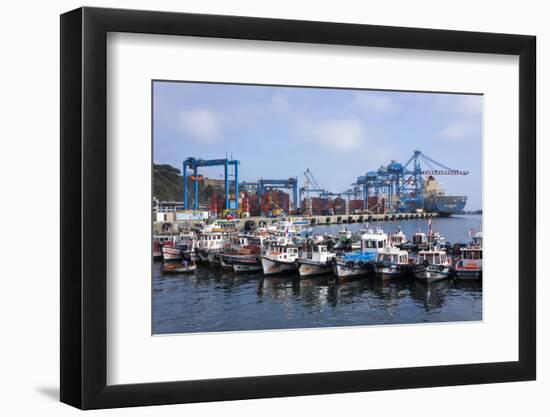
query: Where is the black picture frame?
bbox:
[60,6,536,410]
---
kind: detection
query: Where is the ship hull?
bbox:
[298,260,333,277]
[261,257,298,275]
[423,195,467,217]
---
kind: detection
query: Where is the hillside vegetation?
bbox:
[153,164,184,201]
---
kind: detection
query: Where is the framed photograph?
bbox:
[60,6,536,409]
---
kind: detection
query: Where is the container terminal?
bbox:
[154,150,469,233]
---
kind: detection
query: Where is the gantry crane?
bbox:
[183,157,239,211]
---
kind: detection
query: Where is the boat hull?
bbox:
[414,265,451,283]
[261,257,298,275]
[375,265,411,280]
[454,269,482,280]
[207,251,220,265]
[161,264,196,274]
[233,263,262,273]
[162,246,182,261]
[298,260,333,277]
[333,260,373,278]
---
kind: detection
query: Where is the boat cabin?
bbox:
[377,250,409,265]
[198,232,224,250]
[461,247,482,260]
[390,230,407,246]
[472,231,483,247]
[304,244,334,262]
[361,229,388,252]
[266,245,300,261]
[417,250,449,265]
[412,232,427,245]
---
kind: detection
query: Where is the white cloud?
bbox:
[439,122,471,140]
[270,92,289,112]
[354,93,398,113]
[297,118,365,151]
[177,109,220,143]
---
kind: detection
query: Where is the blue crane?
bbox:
[183,157,239,211]
[354,150,468,213]
[395,150,468,212]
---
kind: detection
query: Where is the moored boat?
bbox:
[261,243,300,275]
[454,245,482,280]
[161,261,197,274]
[333,228,387,278]
[375,246,412,280]
[161,242,183,260]
[413,247,452,283]
[389,228,408,248]
[298,244,336,277]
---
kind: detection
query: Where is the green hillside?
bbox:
[153,164,184,201]
[154,163,225,205]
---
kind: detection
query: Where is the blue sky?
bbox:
[153,82,482,210]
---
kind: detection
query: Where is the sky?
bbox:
[153,82,483,210]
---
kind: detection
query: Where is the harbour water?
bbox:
[152,215,482,335]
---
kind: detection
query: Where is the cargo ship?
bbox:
[422,176,467,217]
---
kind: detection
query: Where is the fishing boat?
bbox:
[413,247,452,283]
[218,235,265,272]
[333,226,360,251]
[260,242,300,275]
[389,228,408,248]
[454,246,482,280]
[375,246,412,280]
[472,230,483,246]
[298,244,336,277]
[196,231,226,263]
[412,231,428,250]
[161,261,197,274]
[333,228,387,278]
[161,241,183,260]
[232,257,263,273]
[267,219,304,236]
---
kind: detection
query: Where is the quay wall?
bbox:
[153,212,438,234]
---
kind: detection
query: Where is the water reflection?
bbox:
[153,263,482,334]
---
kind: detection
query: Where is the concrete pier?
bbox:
[153,212,438,234]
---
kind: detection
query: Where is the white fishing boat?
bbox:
[156,234,183,260]
[375,246,411,280]
[333,228,387,278]
[454,245,482,280]
[472,231,483,246]
[161,244,183,260]
[413,247,452,283]
[267,219,305,236]
[261,243,300,275]
[298,244,336,277]
[333,226,360,250]
[219,234,264,271]
[411,231,428,250]
[196,231,225,262]
[389,228,408,248]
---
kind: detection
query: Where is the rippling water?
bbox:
[152,215,482,334]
